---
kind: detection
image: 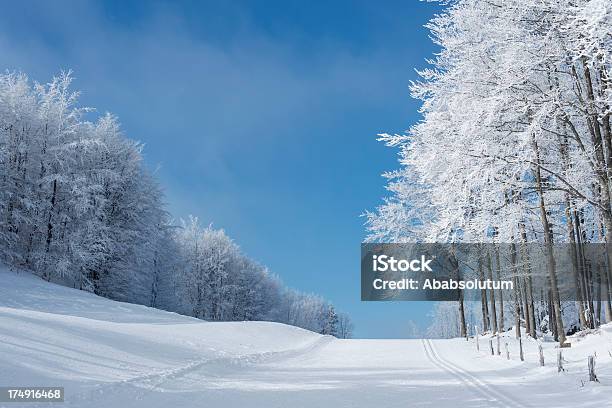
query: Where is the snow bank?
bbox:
[2,266,611,408]
[0,267,325,404]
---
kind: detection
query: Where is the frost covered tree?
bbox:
[0,71,352,335]
[405,320,421,339]
[320,305,339,336]
[270,289,347,335]
[0,72,168,303]
[367,0,611,344]
[170,217,352,333]
[338,312,354,339]
[172,217,282,322]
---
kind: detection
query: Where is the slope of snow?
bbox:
[0,267,325,407]
[1,266,611,407]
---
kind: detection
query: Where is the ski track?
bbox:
[4,270,610,407]
[422,339,529,408]
[68,335,334,405]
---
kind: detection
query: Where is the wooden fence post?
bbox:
[496,333,501,356]
[588,355,598,382]
[538,344,544,367]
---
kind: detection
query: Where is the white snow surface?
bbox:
[1,267,611,408]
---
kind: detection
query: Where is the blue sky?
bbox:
[0,0,442,338]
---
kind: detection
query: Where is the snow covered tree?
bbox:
[367,0,611,343]
[0,71,352,335]
[320,305,339,336]
[338,312,354,339]
[0,72,169,301]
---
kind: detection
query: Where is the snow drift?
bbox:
[0,267,327,407]
[1,266,611,408]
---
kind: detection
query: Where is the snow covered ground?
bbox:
[1,267,611,407]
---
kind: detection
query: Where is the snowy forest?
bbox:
[366,0,611,343]
[0,72,352,338]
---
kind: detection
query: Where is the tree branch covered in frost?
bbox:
[366,0,611,341]
[0,72,352,338]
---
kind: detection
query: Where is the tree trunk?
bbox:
[478,254,489,332]
[451,250,467,338]
[580,59,612,326]
[511,242,521,339]
[527,275,537,337]
[596,268,602,326]
[606,260,612,323]
[521,277,531,336]
[576,211,595,328]
[458,289,467,338]
[45,179,57,254]
[598,221,612,323]
[495,246,505,332]
[548,290,557,340]
[532,135,566,345]
[520,224,537,337]
[558,125,588,330]
[487,250,498,334]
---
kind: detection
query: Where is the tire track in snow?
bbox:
[423,339,529,408]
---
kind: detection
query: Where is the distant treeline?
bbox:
[0,72,352,338]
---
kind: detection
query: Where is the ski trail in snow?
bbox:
[424,339,524,408]
[421,339,498,405]
[68,335,334,405]
[424,339,529,408]
[427,339,529,408]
